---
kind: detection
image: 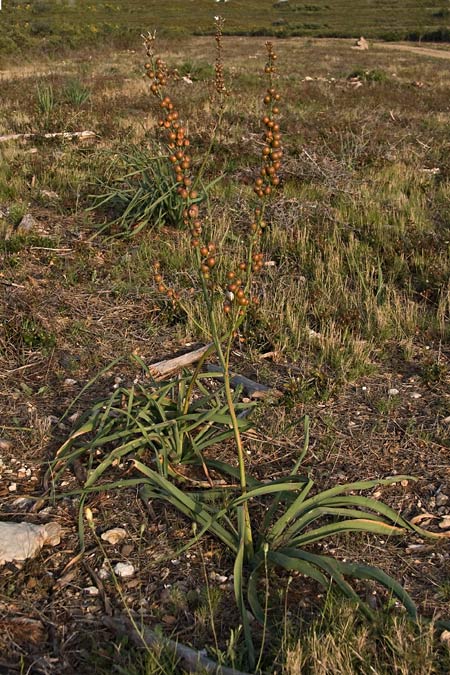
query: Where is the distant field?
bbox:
[1,0,450,56]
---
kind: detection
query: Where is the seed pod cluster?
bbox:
[153,261,180,305]
[144,35,215,280]
[223,272,250,315]
[254,41,282,200]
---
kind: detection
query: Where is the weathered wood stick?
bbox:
[103,615,251,675]
[205,364,283,399]
[0,130,97,143]
[148,343,213,380]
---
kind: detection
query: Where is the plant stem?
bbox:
[197,250,254,560]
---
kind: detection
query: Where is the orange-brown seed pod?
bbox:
[200,246,209,257]
[206,256,216,268]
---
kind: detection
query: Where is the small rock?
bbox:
[210,572,228,584]
[440,630,450,645]
[436,493,449,507]
[12,497,34,510]
[40,190,59,200]
[17,213,39,233]
[8,483,17,492]
[63,378,77,386]
[98,565,109,580]
[353,36,369,50]
[100,528,127,545]
[410,392,422,399]
[388,388,399,396]
[400,480,409,487]
[114,562,135,578]
[438,516,450,530]
[84,586,99,596]
[0,439,11,452]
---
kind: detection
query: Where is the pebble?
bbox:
[410,392,422,399]
[441,630,450,645]
[438,516,450,530]
[64,379,77,386]
[114,563,135,578]
[98,565,109,580]
[388,388,399,396]
[8,483,17,492]
[12,497,34,510]
[84,586,99,596]
[436,493,449,507]
[100,528,127,545]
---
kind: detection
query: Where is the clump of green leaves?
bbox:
[89,147,206,238]
[64,80,91,108]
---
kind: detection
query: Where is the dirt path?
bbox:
[374,41,450,60]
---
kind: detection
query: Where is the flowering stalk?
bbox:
[143,34,282,561]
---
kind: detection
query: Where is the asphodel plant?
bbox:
[143,28,283,561]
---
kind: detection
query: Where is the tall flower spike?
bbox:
[144,37,217,287]
[214,16,228,96]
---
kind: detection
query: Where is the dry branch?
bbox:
[148,343,212,379]
[103,615,251,675]
[147,344,283,398]
[0,130,97,143]
[205,364,283,399]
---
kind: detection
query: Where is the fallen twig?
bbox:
[0,130,97,143]
[103,615,251,675]
[148,343,213,379]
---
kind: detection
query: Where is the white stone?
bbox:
[388,388,399,396]
[84,586,100,596]
[438,516,450,530]
[114,562,135,578]
[410,392,422,399]
[98,565,109,580]
[0,521,61,564]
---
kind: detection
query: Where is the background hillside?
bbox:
[1,0,450,56]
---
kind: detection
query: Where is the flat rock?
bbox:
[0,521,61,564]
[101,527,127,545]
